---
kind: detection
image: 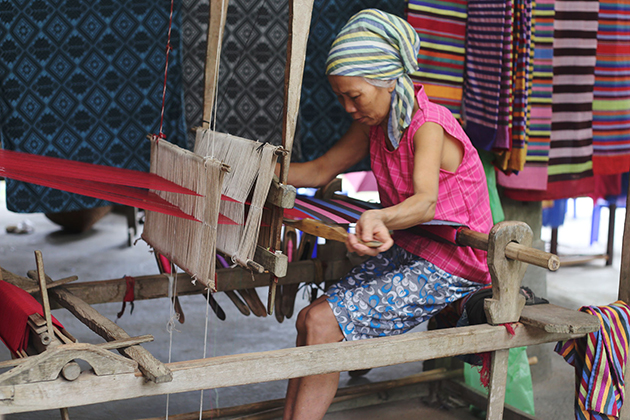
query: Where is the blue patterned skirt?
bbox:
[326,244,482,341]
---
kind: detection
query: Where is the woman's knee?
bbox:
[303,302,343,345]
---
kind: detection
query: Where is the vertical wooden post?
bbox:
[201,0,230,130]
[34,251,54,338]
[486,349,510,420]
[483,222,531,419]
[484,221,531,324]
[265,0,315,314]
[617,184,630,419]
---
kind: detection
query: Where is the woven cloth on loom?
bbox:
[555,301,630,419]
[503,0,599,201]
[592,0,630,175]
[461,0,513,151]
[407,0,467,120]
[0,281,64,355]
[497,0,555,191]
[0,0,187,213]
[285,194,463,246]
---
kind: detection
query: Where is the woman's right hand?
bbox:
[346,210,393,256]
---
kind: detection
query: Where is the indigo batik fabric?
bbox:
[326,244,482,341]
[0,0,187,213]
[180,0,404,167]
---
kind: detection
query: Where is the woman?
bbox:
[283,9,492,420]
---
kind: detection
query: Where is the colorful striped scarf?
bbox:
[555,301,630,419]
[325,9,421,150]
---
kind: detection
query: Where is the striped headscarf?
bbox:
[326,9,421,149]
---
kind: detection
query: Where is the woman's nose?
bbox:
[342,98,356,113]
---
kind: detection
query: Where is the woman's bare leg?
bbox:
[283,296,344,420]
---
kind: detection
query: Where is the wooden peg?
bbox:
[34,251,54,341]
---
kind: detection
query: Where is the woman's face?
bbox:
[328,75,394,127]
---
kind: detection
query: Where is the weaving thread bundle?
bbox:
[194,129,279,268]
[142,136,227,290]
[0,150,201,221]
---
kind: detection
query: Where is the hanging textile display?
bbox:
[591,0,630,175]
[497,0,555,191]
[181,0,289,149]
[494,0,533,173]
[461,0,513,151]
[407,0,467,120]
[502,0,599,201]
[0,0,187,213]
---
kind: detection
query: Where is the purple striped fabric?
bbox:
[462,0,513,151]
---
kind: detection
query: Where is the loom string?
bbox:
[158,0,175,140]
[156,1,176,418]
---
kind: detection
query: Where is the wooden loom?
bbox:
[0,1,627,419]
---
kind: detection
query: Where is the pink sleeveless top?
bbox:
[370,85,492,284]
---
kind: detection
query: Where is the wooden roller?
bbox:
[283,218,560,271]
[283,218,382,248]
[456,227,560,271]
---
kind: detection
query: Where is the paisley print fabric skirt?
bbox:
[326,244,482,341]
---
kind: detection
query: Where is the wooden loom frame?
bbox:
[0,1,627,419]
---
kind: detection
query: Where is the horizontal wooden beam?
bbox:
[0,323,585,414]
[2,258,353,307]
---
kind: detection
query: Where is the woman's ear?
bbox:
[388,81,396,93]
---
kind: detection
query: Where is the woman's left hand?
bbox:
[346,210,394,256]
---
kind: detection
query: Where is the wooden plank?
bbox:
[138,368,460,420]
[45,286,172,384]
[0,323,587,414]
[520,303,600,334]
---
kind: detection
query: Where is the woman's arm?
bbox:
[284,121,371,188]
[349,122,455,256]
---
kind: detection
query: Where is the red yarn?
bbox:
[0,281,64,354]
[477,323,518,388]
[0,149,198,196]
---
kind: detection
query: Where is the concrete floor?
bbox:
[0,183,624,419]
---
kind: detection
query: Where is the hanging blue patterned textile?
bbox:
[178,0,404,170]
[0,0,187,213]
